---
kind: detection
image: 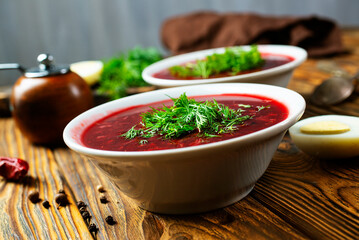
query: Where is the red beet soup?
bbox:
[82,94,288,151]
[153,53,294,80]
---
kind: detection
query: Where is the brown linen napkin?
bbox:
[161,11,344,57]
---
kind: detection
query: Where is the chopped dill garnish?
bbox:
[123,126,141,139]
[238,104,251,108]
[169,45,264,78]
[139,139,148,145]
[121,93,262,140]
[257,105,270,111]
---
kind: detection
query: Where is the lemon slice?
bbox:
[70,61,103,86]
[300,120,350,134]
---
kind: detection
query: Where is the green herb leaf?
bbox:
[257,105,270,111]
[238,104,251,108]
[169,45,263,78]
[98,46,162,100]
[122,93,253,140]
[139,140,148,145]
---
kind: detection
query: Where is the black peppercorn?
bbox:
[82,211,90,220]
[99,194,107,204]
[79,206,87,213]
[88,223,97,233]
[42,200,50,209]
[28,190,40,203]
[76,200,86,208]
[105,215,116,225]
[97,185,105,193]
[55,193,68,207]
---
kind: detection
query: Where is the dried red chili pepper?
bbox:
[0,157,29,181]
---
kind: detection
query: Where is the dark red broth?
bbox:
[81,94,288,152]
[153,53,294,80]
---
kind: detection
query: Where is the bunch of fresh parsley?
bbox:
[170,45,263,78]
[122,93,254,141]
[98,46,162,100]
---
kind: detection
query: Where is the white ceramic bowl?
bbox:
[142,45,307,88]
[63,83,305,214]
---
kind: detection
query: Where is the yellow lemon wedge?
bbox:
[70,61,103,86]
[300,120,350,134]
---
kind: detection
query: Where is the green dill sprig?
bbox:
[122,93,257,141]
[169,45,264,78]
[98,46,162,100]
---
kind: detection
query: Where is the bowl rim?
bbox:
[142,44,307,87]
[63,83,305,159]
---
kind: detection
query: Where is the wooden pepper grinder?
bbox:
[10,54,94,145]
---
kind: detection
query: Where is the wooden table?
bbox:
[1,29,359,240]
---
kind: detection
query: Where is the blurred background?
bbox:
[1,0,359,86]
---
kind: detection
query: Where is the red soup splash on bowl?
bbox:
[82,93,288,151]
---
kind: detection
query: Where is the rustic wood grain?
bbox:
[252,136,359,240]
[0,119,92,240]
[1,29,359,240]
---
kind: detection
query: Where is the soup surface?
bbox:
[82,94,288,151]
[153,53,294,80]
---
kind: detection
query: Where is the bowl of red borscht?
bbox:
[63,83,305,214]
[142,45,307,88]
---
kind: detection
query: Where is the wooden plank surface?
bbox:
[1,29,359,240]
